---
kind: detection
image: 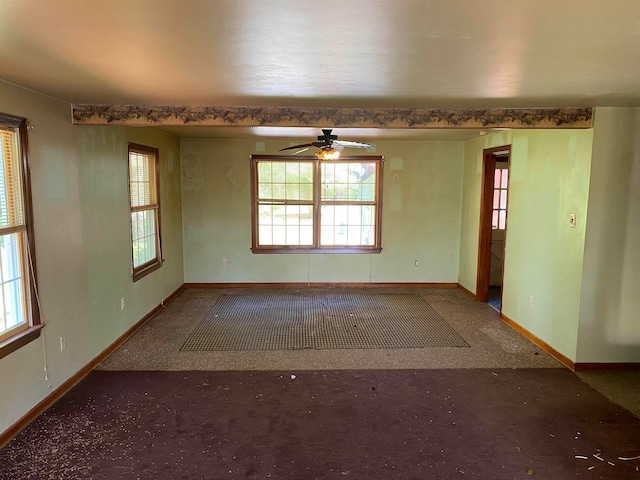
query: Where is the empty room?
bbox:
[0,1,639,479]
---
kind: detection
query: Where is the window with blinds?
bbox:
[250,155,383,253]
[0,113,41,358]
[128,144,162,281]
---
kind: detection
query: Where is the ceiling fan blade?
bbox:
[334,140,375,149]
[279,143,315,151]
[292,147,311,155]
[280,141,330,151]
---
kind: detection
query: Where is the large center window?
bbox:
[250,155,383,253]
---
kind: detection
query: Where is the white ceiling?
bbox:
[1,0,638,140]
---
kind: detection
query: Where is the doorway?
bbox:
[476,146,511,311]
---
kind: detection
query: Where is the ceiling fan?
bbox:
[279,129,374,160]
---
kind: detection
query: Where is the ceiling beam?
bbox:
[71,105,593,129]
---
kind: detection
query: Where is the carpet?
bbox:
[181,293,469,351]
[1,369,639,479]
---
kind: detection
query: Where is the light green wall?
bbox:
[0,80,91,434]
[181,138,464,283]
[459,129,594,361]
[77,127,183,356]
[458,132,512,292]
[0,80,183,434]
[577,108,640,362]
[502,130,593,360]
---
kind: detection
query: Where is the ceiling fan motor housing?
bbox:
[319,129,338,143]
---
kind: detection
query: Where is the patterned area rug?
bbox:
[181,293,469,351]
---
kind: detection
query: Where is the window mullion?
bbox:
[313,159,321,249]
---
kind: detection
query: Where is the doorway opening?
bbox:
[477,146,511,311]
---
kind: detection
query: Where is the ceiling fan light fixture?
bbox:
[316,147,340,160]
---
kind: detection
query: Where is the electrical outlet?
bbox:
[529,295,534,308]
[569,213,577,228]
[120,297,125,310]
[59,335,67,352]
[222,258,228,267]
[414,260,419,267]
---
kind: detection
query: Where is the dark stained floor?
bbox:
[1,369,639,480]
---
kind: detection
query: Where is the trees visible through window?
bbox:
[251,155,383,253]
[128,144,162,281]
[0,112,41,359]
[492,166,508,230]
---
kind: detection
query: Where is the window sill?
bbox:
[132,259,164,282]
[0,324,44,360]
[251,247,382,254]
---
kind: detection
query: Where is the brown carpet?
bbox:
[1,369,639,479]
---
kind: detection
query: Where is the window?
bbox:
[250,155,383,253]
[0,112,41,359]
[128,143,162,281]
[492,165,509,230]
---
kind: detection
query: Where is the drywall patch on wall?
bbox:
[181,151,204,192]
[390,157,403,170]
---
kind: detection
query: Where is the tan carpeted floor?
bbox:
[97,286,640,418]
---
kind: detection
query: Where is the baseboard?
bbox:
[457,283,477,300]
[185,282,459,288]
[0,283,185,449]
[500,313,576,370]
[574,362,640,372]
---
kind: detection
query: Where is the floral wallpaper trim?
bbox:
[71,105,593,129]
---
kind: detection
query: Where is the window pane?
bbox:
[131,209,157,267]
[273,226,286,244]
[258,183,272,199]
[494,169,501,189]
[257,162,271,183]
[300,226,313,245]
[492,210,499,229]
[258,205,273,223]
[1,232,22,283]
[493,190,500,209]
[299,205,313,225]
[272,205,286,225]
[0,233,26,335]
[299,162,313,182]
[321,225,335,245]
[500,190,507,209]
[347,226,361,245]
[501,169,509,188]
[285,162,300,183]
[272,162,286,182]
[285,183,300,200]
[286,226,300,245]
[321,162,376,202]
[259,225,273,245]
[272,183,286,200]
[300,184,313,201]
[499,210,507,230]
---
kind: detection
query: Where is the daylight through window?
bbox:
[492,166,509,230]
[0,113,41,358]
[128,144,162,280]
[250,155,383,253]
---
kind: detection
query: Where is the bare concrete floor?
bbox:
[98,286,640,418]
